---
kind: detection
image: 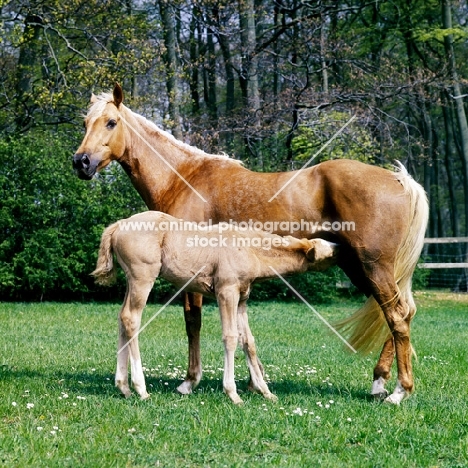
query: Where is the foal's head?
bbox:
[73,84,126,180]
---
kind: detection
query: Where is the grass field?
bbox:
[0,291,467,467]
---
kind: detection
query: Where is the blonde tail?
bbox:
[91,222,120,286]
[335,163,429,354]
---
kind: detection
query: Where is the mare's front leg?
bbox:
[116,278,154,400]
[217,286,243,404]
[177,292,203,395]
[237,300,277,402]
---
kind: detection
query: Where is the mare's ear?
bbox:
[90,93,97,104]
[113,83,124,108]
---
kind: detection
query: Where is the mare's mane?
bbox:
[89,92,242,164]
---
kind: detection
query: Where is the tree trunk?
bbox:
[159,0,182,139]
[239,0,262,166]
[15,14,43,131]
[442,0,468,236]
[320,8,329,95]
[442,91,460,237]
[189,9,200,115]
[206,25,217,123]
[213,6,235,150]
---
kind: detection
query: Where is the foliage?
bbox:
[413,261,431,290]
[291,111,378,165]
[250,267,354,304]
[0,129,146,300]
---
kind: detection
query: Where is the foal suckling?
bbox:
[92,211,339,404]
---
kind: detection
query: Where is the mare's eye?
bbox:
[106,119,117,129]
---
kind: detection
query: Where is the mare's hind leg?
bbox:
[177,292,203,395]
[371,338,394,400]
[366,267,415,405]
[372,289,417,401]
[237,300,277,402]
[116,278,154,400]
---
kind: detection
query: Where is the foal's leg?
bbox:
[217,286,243,404]
[116,278,154,400]
[177,292,203,395]
[116,290,132,398]
[237,300,277,402]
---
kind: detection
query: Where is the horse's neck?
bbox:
[119,109,197,210]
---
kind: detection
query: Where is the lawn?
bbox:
[0,291,467,467]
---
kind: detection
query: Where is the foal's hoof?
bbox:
[231,396,244,405]
[140,392,151,401]
[265,393,278,402]
[119,388,132,398]
[176,381,193,395]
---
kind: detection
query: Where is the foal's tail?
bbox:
[91,222,120,286]
[335,163,429,354]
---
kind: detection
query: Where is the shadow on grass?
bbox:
[269,379,371,401]
[1,365,371,402]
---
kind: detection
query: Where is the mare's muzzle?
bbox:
[73,153,97,180]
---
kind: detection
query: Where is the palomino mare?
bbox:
[73,84,429,404]
[92,210,340,403]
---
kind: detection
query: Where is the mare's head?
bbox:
[73,84,126,180]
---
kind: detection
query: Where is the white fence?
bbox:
[419,237,468,290]
[419,237,468,269]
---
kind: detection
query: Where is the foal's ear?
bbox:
[113,83,124,108]
[90,93,98,104]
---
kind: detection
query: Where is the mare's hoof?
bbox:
[176,381,193,395]
[372,390,389,401]
[384,392,409,405]
[383,381,410,405]
[140,392,151,400]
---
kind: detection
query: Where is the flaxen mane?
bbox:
[89,92,242,164]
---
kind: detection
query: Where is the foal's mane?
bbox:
[89,92,242,164]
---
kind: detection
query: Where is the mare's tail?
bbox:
[334,163,429,354]
[91,222,120,286]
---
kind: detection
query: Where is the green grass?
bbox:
[0,291,467,467]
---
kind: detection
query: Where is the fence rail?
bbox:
[423,237,468,244]
[419,237,468,269]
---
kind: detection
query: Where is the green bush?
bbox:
[0,129,146,301]
[250,267,354,304]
